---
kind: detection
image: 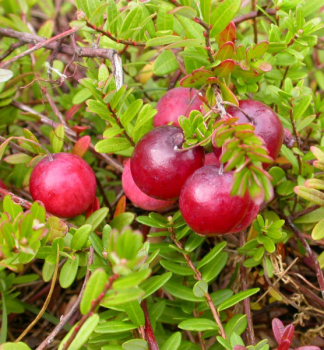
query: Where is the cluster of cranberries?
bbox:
[25,87,283,235]
[124,87,284,236]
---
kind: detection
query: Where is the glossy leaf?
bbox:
[218,288,260,311]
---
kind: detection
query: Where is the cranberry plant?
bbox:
[0,0,324,349]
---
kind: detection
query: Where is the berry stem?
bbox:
[169,230,226,338]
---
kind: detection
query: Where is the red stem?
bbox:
[141,300,159,350]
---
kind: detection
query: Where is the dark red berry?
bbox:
[153,87,202,128]
[204,153,220,166]
[131,126,205,200]
[225,100,283,167]
[122,159,175,211]
[179,166,259,235]
[30,153,96,218]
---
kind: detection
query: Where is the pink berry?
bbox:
[122,159,175,211]
[29,153,96,218]
[179,166,259,235]
[153,87,202,127]
[205,152,220,166]
[131,126,205,200]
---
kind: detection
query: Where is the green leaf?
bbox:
[200,252,228,282]
[30,201,46,223]
[123,300,145,327]
[197,241,227,269]
[113,269,151,289]
[120,100,143,127]
[160,260,194,276]
[294,186,324,206]
[122,339,148,350]
[161,332,182,350]
[210,0,242,37]
[59,314,99,350]
[72,88,92,105]
[49,124,65,153]
[293,95,312,119]
[178,318,218,331]
[163,280,204,302]
[140,272,173,298]
[101,287,144,306]
[80,269,107,315]
[200,0,211,24]
[281,145,299,174]
[169,6,197,19]
[146,35,181,47]
[110,213,135,231]
[218,288,260,311]
[85,207,109,231]
[3,195,23,218]
[71,224,92,251]
[95,321,137,333]
[153,50,179,76]
[184,232,205,252]
[0,69,13,83]
[312,218,324,240]
[4,153,32,164]
[0,343,32,350]
[95,138,132,154]
[59,255,80,289]
[193,280,208,297]
[225,314,247,337]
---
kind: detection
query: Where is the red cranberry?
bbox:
[179,166,259,235]
[153,87,202,127]
[204,153,220,166]
[122,159,175,211]
[131,126,205,200]
[29,153,96,218]
[225,100,283,167]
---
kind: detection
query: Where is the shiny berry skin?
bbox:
[179,166,259,235]
[204,153,220,166]
[153,87,202,128]
[29,153,96,218]
[122,159,175,211]
[131,126,205,200]
[226,100,283,166]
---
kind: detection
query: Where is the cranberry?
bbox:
[224,100,283,167]
[29,153,96,218]
[204,153,220,166]
[179,166,259,235]
[153,87,202,127]
[131,126,205,200]
[122,159,175,211]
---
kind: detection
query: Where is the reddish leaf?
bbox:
[217,21,236,46]
[282,324,295,343]
[214,42,235,61]
[72,135,91,158]
[295,347,321,350]
[218,81,239,106]
[277,242,286,260]
[70,126,90,135]
[236,45,246,61]
[278,340,291,350]
[250,41,270,59]
[251,60,272,72]
[114,195,126,218]
[180,68,214,88]
[66,104,83,121]
[212,59,235,79]
[85,197,100,219]
[272,318,286,344]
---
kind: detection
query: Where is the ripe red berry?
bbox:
[204,153,220,166]
[153,87,202,128]
[122,159,175,211]
[225,100,283,167]
[29,153,96,218]
[131,126,205,200]
[179,166,259,235]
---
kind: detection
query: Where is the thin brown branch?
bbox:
[11,100,124,173]
[0,41,25,61]
[86,21,145,47]
[170,231,226,338]
[239,232,255,346]
[61,274,119,350]
[290,205,320,220]
[36,247,94,350]
[107,103,135,146]
[0,28,78,68]
[233,8,276,25]
[15,247,60,342]
[251,0,258,44]
[141,300,159,350]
